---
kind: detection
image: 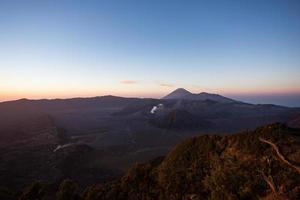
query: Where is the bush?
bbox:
[19,181,46,200]
[57,179,80,200]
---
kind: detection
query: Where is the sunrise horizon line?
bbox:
[1,88,300,104]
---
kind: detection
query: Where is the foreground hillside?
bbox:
[1,123,299,199]
[83,123,300,200]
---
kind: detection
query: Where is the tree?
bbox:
[57,179,80,200]
[19,181,46,200]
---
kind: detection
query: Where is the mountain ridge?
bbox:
[163,88,236,103]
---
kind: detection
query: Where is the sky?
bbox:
[0,0,300,106]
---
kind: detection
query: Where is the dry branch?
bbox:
[259,137,300,174]
[260,170,277,194]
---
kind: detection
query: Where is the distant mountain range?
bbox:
[163,88,236,103]
[0,89,300,198]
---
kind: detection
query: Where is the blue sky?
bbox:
[0,0,300,106]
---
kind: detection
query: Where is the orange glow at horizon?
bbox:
[1,84,300,102]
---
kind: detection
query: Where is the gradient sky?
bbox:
[0,0,300,106]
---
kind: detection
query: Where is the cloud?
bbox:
[158,82,174,88]
[120,80,138,84]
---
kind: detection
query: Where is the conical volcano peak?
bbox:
[172,88,192,94]
[163,88,192,99]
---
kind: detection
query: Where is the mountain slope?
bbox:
[83,123,300,200]
[149,109,211,130]
[163,88,236,103]
[0,114,121,194]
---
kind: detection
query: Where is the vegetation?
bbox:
[3,123,300,199]
[82,123,300,200]
[19,181,46,200]
[56,179,80,200]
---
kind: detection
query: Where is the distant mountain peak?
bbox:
[171,88,192,95]
[173,88,191,93]
[163,88,236,103]
[163,88,192,99]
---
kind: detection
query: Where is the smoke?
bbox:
[150,106,158,114]
[150,103,164,114]
[53,143,76,152]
